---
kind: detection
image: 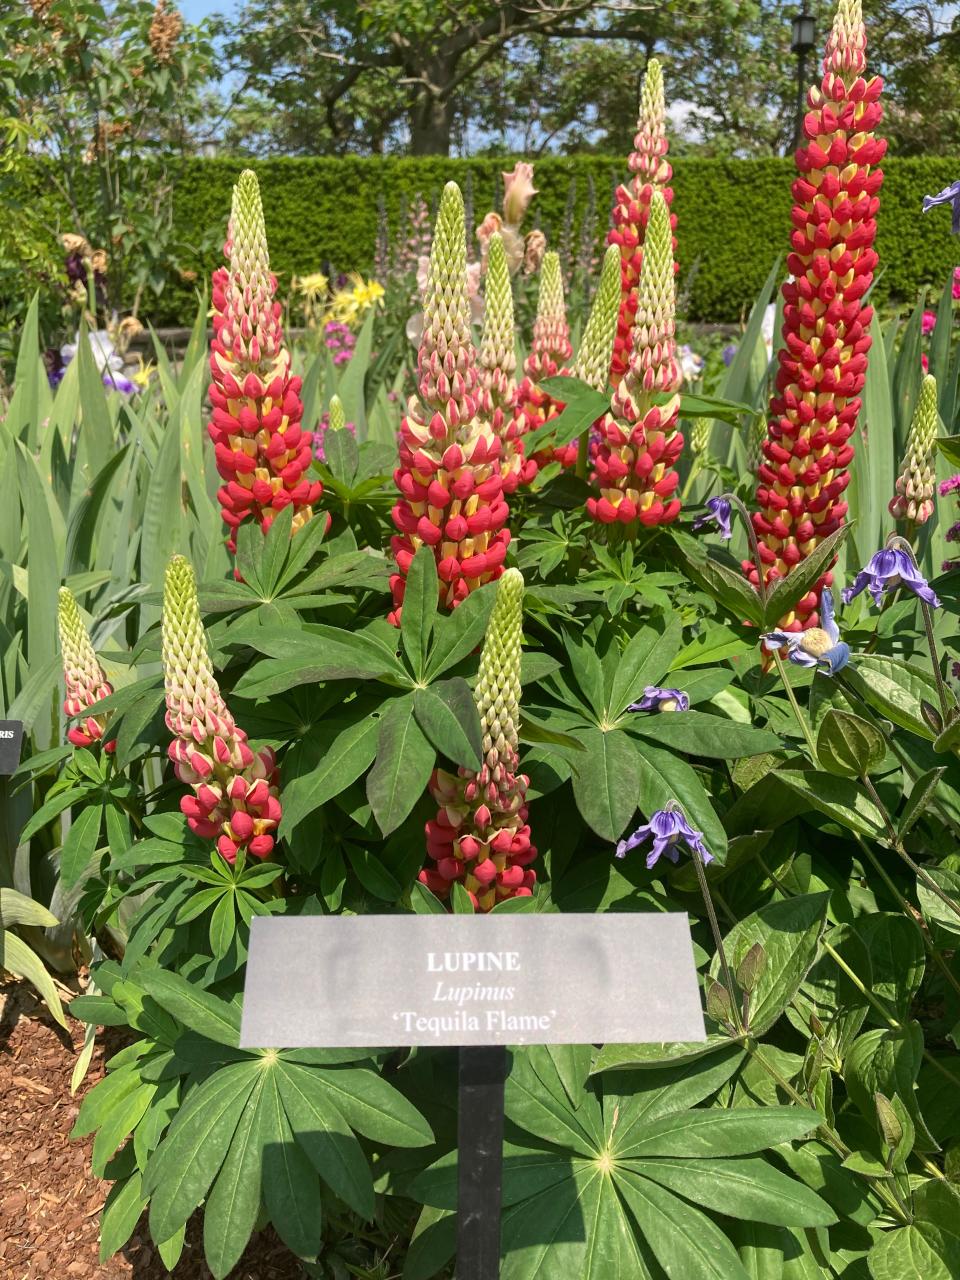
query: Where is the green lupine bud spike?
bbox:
[161,554,224,725]
[890,374,938,525]
[328,393,346,432]
[572,245,622,391]
[537,251,565,328]
[621,190,680,396]
[423,182,472,361]
[639,59,664,131]
[479,233,516,385]
[231,169,271,291]
[690,418,711,457]
[475,567,524,756]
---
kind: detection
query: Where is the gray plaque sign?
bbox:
[240,913,705,1048]
[0,721,24,776]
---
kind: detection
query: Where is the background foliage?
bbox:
[18,153,958,329]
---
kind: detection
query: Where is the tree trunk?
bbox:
[408,82,456,155]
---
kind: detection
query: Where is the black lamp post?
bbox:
[790,7,817,152]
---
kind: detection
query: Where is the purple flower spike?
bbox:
[616,808,713,869]
[693,496,732,541]
[842,548,941,609]
[629,685,690,713]
[923,181,960,234]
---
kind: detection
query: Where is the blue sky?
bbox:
[178,0,231,21]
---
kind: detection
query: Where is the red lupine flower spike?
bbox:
[746,0,885,631]
[208,170,323,558]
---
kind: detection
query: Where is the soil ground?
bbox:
[0,980,300,1279]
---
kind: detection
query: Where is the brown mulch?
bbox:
[0,980,302,1278]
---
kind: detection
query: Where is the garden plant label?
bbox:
[240,913,705,1047]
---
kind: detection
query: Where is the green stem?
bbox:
[575,429,590,481]
[860,774,960,925]
[691,849,742,1034]
[771,650,818,758]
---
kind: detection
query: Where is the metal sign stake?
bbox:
[456,1045,507,1280]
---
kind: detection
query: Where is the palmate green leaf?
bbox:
[762,524,851,629]
[633,739,728,864]
[607,618,683,721]
[203,1073,267,1280]
[367,696,435,836]
[279,713,380,838]
[498,1162,605,1280]
[629,710,781,760]
[413,678,482,770]
[614,1167,751,1280]
[278,1061,375,1218]
[145,1060,258,1243]
[599,1049,745,1142]
[505,1049,599,1158]
[261,1070,324,1259]
[91,1081,156,1177]
[59,802,104,888]
[312,1066,433,1147]
[401,546,439,682]
[711,893,830,1036]
[138,968,241,1047]
[402,1205,457,1280]
[345,844,402,900]
[71,1066,142,1139]
[619,1105,820,1159]
[423,581,497,680]
[99,1171,148,1263]
[667,531,764,627]
[867,1180,960,1280]
[634,1156,835,1228]
[569,727,640,842]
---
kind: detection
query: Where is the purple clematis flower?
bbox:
[616,808,714,868]
[761,588,850,675]
[842,548,941,609]
[923,181,960,234]
[693,496,732,541]
[629,685,690,713]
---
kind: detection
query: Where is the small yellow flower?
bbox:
[297,271,328,301]
[132,355,154,389]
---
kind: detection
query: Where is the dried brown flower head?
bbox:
[149,0,183,64]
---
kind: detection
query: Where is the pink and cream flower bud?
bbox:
[57,587,115,752]
[588,192,683,527]
[420,570,536,912]
[162,555,282,863]
[606,59,678,387]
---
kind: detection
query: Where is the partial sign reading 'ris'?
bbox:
[240,913,705,1048]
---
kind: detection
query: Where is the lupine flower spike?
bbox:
[607,57,678,386]
[390,183,510,624]
[842,546,941,609]
[422,568,536,911]
[890,374,939,525]
[762,587,850,674]
[588,191,683,527]
[617,805,713,869]
[747,0,885,632]
[208,170,322,555]
[512,251,573,477]
[162,555,281,864]
[526,244,622,475]
[478,233,525,492]
[57,588,115,751]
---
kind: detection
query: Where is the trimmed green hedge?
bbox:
[41,155,960,324]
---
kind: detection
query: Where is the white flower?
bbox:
[60,329,124,375]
